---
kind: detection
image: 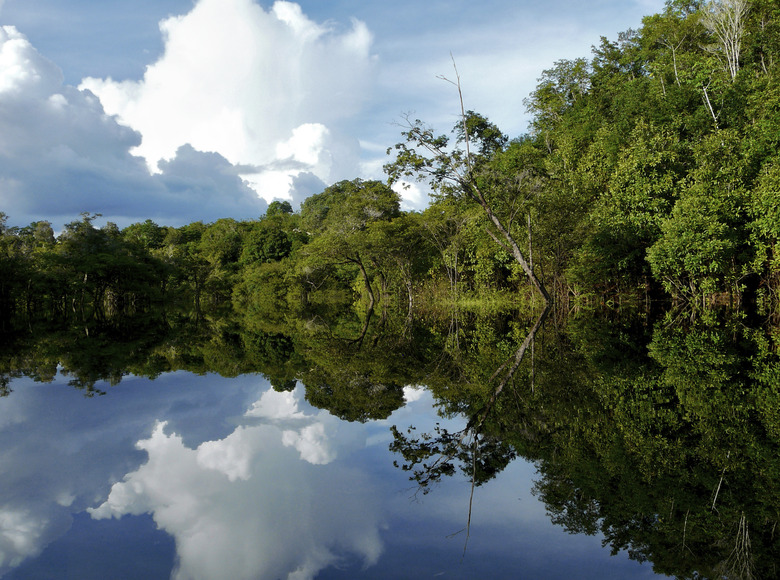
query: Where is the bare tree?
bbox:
[700,0,750,80]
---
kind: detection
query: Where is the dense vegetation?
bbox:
[3,0,780,323]
[3,4,780,574]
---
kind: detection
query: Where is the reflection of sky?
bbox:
[0,373,661,579]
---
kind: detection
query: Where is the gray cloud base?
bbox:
[0,26,267,229]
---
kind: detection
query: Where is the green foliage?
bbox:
[5,0,780,313]
[241,220,293,265]
[5,4,780,576]
[300,178,400,235]
[199,218,242,267]
[122,219,165,251]
[571,121,685,289]
[265,200,293,217]
[647,130,750,297]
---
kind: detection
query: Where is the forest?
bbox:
[2,2,780,577]
[2,0,780,323]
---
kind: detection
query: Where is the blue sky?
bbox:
[0,0,665,229]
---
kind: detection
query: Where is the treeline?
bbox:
[517,0,780,301]
[0,176,537,326]
[3,0,780,321]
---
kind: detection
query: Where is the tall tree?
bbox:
[299,179,402,309]
[700,0,750,80]
[386,75,551,303]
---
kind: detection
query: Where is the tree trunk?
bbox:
[468,182,551,303]
[355,257,375,310]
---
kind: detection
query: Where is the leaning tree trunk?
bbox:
[467,181,551,303]
[447,60,551,304]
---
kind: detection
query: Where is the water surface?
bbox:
[1,306,777,578]
[0,370,657,579]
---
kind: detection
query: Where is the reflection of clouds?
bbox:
[0,373,304,576]
[0,508,63,570]
[402,385,426,403]
[246,388,306,420]
[90,388,383,580]
[282,423,334,464]
[198,425,256,481]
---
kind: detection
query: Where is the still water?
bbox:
[2,306,778,579]
[0,370,656,579]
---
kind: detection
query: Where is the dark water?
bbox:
[0,307,776,579]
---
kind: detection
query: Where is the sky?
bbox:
[0,0,666,229]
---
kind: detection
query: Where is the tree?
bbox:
[571,120,685,289]
[299,179,401,309]
[421,197,473,297]
[240,220,292,265]
[362,212,435,311]
[266,200,293,217]
[646,129,749,298]
[743,0,780,76]
[700,0,750,80]
[300,178,400,235]
[159,221,210,307]
[122,220,164,251]
[385,70,551,303]
[524,58,591,152]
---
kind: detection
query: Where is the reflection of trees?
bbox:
[390,306,547,549]
[291,306,433,422]
[526,313,780,579]
[390,306,548,491]
[0,308,265,394]
[6,299,780,577]
[390,307,780,579]
[0,302,428,424]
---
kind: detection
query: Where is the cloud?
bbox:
[0,0,671,225]
[156,144,267,221]
[371,0,668,144]
[80,0,375,204]
[0,25,266,228]
[393,180,429,211]
[245,387,357,465]
[90,405,383,580]
[0,373,384,578]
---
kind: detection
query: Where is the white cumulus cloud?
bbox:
[90,418,383,580]
[0,25,266,228]
[80,0,375,205]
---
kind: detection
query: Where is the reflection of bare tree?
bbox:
[471,306,548,433]
[715,511,755,580]
[390,305,550,546]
